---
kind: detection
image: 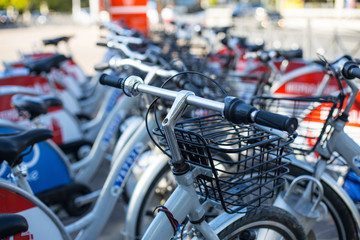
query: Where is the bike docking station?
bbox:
[274,175,328,235]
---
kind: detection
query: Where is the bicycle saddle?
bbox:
[11,94,62,120]
[0,214,28,239]
[0,129,53,167]
[25,54,68,74]
[42,36,72,46]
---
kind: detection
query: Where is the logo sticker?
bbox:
[111,143,144,196]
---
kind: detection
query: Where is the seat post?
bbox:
[11,165,33,194]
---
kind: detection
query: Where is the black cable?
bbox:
[144,70,229,158]
[153,205,179,235]
[145,97,171,158]
[159,71,229,96]
[180,217,189,239]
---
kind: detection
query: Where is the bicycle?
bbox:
[0,54,185,216]
[0,67,305,240]
[251,55,360,239]
[99,73,306,239]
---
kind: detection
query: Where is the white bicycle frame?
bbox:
[124,58,360,239]
[1,61,185,240]
[0,114,158,239]
[271,58,360,237]
[111,74,253,239]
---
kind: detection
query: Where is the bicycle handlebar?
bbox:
[224,97,298,133]
[96,42,107,47]
[107,41,147,60]
[100,22,135,36]
[94,62,110,71]
[106,34,144,45]
[349,67,360,79]
[343,61,360,79]
[331,55,360,80]
[99,73,298,133]
[101,57,178,77]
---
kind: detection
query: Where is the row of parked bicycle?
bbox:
[1,20,360,240]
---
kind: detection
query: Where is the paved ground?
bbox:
[0,23,106,76]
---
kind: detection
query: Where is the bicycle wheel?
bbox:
[134,165,305,240]
[285,164,359,240]
[217,205,306,240]
[134,164,176,237]
[132,153,234,237]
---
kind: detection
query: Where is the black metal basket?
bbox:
[251,95,342,160]
[154,114,294,214]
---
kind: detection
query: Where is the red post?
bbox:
[108,0,149,36]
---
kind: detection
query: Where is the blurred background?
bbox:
[0,0,360,72]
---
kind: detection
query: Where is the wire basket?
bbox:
[154,114,294,214]
[251,95,342,160]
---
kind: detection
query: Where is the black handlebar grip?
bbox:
[224,97,256,124]
[94,62,110,71]
[99,74,124,89]
[254,111,298,133]
[96,42,108,47]
[349,67,360,79]
[224,97,298,133]
[342,61,360,79]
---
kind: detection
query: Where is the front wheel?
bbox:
[217,205,306,240]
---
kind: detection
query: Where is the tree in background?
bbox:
[0,0,29,11]
[0,0,73,12]
[47,0,72,12]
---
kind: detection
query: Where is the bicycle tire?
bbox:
[134,164,305,240]
[135,164,175,237]
[132,152,235,237]
[217,205,306,240]
[286,164,359,240]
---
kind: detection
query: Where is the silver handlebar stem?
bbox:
[162,91,194,165]
[123,76,225,165]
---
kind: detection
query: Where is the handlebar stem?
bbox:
[163,91,195,167]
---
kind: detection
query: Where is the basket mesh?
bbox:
[251,95,342,160]
[154,114,294,214]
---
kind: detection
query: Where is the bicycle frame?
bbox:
[272,59,360,238]
[316,78,360,180]
[141,91,221,240]
[0,62,185,239]
[0,115,158,239]
[290,157,360,227]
